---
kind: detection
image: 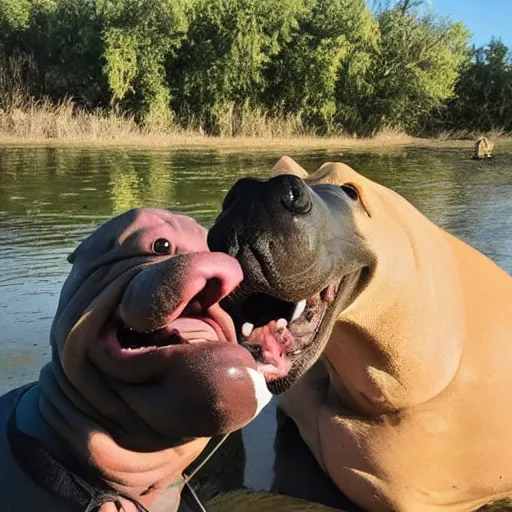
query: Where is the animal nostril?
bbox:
[281,178,312,214]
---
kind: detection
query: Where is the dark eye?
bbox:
[153,238,172,255]
[340,184,359,201]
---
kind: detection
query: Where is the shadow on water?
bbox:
[0,145,511,502]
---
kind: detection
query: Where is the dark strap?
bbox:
[6,385,149,512]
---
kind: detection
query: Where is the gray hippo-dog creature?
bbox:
[0,208,271,512]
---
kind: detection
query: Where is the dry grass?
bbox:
[370,125,416,143]
[212,102,308,138]
[1,95,512,152]
[0,96,192,141]
[434,127,511,142]
[0,64,426,150]
[0,99,426,151]
[2,53,511,151]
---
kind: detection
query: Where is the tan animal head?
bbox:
[209,157,464,412]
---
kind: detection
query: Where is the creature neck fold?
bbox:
[326,219,466,415]
[37,363,206,511]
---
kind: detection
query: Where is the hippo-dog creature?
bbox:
[208,157,512,512]
[0,208,271,512]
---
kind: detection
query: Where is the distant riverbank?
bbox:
[1,132,509,154]
[1,102,509,153]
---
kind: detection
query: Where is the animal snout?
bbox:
[219,174,312,216]
[177,252,244,310]
[208,174,315,278]
[119,252,243,332]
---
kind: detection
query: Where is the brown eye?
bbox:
[340,184,359,201]
[153,238,172,255]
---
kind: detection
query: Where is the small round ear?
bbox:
[271,156,309,179]
[67,251,76,264]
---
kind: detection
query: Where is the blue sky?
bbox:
[429,1,512,49]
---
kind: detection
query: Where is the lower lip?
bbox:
[256,360,293,380]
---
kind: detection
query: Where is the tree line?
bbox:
[0,0,510,136]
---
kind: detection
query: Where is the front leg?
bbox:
[273,360,362,511]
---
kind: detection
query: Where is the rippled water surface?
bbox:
[0,145,511,490]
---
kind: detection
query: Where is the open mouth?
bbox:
[103,296,238,358]
[116,316,227,350]
[230,279,342,381]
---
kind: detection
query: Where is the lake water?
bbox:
[0,145,511,494]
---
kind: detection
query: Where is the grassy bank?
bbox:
[0,98,509,152]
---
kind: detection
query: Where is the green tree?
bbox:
[99,0,192,124]
[363,0,470,134]
[264,0,379,134]
[28,0,105,105]
[0,0,105,106]
[443,38,512,132]
[0,0,31,39]
[0,0,481,136]
[170,0,307,134]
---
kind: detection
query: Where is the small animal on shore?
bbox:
[208,156,512,512]
[0,208,273,512]
[473,136,494,159]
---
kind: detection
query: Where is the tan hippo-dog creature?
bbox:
[208,156,512,512]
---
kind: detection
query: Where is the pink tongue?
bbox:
[167,318,219,342]
[246,321,293,365]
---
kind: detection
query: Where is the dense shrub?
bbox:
[0,0,507,135]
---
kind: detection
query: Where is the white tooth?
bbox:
[242,322,254,337]
[276,318,288,330]
[291,299,307,322]
[291,349,302,356]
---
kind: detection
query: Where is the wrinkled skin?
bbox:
[1,208,271,512]
[57,208,270,441]
[209,156,512,512]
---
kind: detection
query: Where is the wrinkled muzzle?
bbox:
[58,248,272,439]
[119,252,242,337]
[207,175,370,393]
[208,174,340,302]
